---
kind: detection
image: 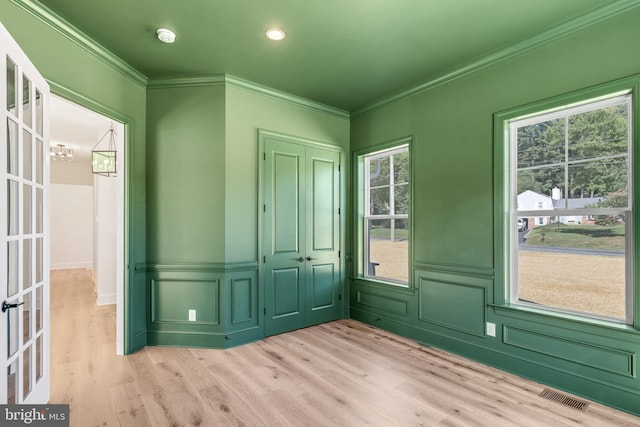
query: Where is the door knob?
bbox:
[292,257,305,262]
[306,257,317,261]
[2,300,24,313]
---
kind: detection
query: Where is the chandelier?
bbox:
[50,144,74,161]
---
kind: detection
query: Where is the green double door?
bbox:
[262,134,342,337]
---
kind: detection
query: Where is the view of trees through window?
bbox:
[364,145,409,284]
[511,95,631,321]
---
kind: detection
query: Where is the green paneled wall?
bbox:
[145,81,349,346]
[1,1,147,353]
[350,9,640,416]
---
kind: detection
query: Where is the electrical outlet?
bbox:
[486,322,496,337]
[188,309,196,322]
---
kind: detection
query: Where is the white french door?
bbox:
[0,21,50,404]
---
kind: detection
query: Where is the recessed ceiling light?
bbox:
[266,28,285,41]
[157,28,176,44]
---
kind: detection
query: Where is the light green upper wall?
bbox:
[351,8,640,271]
[224,85,350,263]
[146,84,226,263]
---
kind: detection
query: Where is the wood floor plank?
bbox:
[49,269,640,426]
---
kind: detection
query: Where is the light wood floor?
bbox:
[50,269,640,426]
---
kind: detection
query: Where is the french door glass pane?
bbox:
[35,138,43,184]
[8,299,19,357]
[36,336,42,382]
[6,56,16,114]
[23,129,32,180]
[7,118,18,174]
[36,188,43,233]
[36,237,43,284]
[7,360,18,404]
[23,291,32,343]
[22,76,31,127]
[35,90,43,136]
[23,184,32,234]
[8,240,18,296]
[23,345,32,399]
[8,180,19,235]
[35,286,42,332]
[23,238,32,289]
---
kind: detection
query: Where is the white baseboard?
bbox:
[51,262,93,271]
[96,292,116,306]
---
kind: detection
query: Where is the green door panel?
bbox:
[273,152,302,253]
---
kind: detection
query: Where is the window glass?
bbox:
[509,94,631,322]
[362,145,409,284]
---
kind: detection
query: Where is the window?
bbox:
[504,91,633,323]
[359,143,410,284]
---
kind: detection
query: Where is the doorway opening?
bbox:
[49,94,125,354]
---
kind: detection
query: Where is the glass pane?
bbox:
[517,118,565,169]
[369,187,390,215]
[567,158,628,205]
[369,156,390,187]
[22,76,32,127]
[23,344,32,399]
[7,56,17,114]
[393,151,409,184]
[36,138,43,184]
[36,188,43,233]
[36,238,43,284]
[516,166,564,204]
[518,212,627,319]
[23,184,32,234]
[23,291,32,343]
[8,180,19,235]
[367,218,408,283]
[7,118,18,175]
[8,240,19,297]
[394,184,409,214]
[36,286,42,332]
[568,104,628,162]
[24,239,32,290]
[36,90,43,136]
[23,129,32,180]
[36,335,43,381]
[8,298,19,357]
[7,360,18,404]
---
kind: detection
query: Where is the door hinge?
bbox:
[338,250,341,258]
[263,255,266,263]
[339,293,342,301]
[338,164,341,172]
[263,204,266,212]
[264,307,267,316]
[338,208,341,215]
[263,152,266,160]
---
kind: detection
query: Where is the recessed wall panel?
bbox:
[152,279,219,324]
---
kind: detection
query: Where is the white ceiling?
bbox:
[50,94,115,164]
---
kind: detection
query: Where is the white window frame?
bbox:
[362,144,409,285]
[508,93,633,323]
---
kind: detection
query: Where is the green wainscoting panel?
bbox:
[151,279,220,325]
[416,269,489,338]
[503,326,634,378]
[230,278,254,325]
[353,285,410,318]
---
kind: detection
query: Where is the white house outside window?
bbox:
[509,92,632,322]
